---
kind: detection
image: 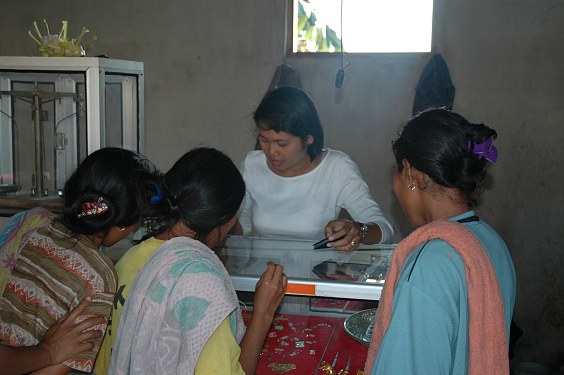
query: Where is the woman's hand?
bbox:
[0,297,107,375]
[324,220,383,252]
[38,297,107,366]
[324,219,361,252]
[239,262,287,374]
[252,261,288,320]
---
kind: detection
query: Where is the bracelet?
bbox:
[357,222,369,242]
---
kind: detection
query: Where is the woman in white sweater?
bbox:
[236,87,394,251]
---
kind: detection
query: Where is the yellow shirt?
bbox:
[94,237,164,375]
[195,317,246,374]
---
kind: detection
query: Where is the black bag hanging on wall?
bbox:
[268,63,302,92]
[412,53,455,115]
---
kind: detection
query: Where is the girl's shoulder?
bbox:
[319,149,362,177]
[404,238,466,282]
[244,150,265,164]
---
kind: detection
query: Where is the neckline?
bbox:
[457,215,479,223]
[264,149,328,178]
[449,210,479,224]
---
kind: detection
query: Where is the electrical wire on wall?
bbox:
[283,0,288,65]
[335,0,349,88]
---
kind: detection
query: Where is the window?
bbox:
[293,0,433,53]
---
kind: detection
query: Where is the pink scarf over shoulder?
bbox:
[364,219,509,375]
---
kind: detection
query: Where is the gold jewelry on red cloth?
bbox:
[319,361,336,375]
[320,352,339,374]
[268,363,297,373]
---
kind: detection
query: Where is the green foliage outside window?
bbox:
[296,0,342,53]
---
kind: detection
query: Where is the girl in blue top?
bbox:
[366,108,516,375]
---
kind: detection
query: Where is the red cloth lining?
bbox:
[243,310,368,374]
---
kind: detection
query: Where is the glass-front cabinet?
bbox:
[0,56,144,198]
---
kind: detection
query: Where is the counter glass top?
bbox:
[217,235,395,301]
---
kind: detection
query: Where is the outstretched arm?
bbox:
[238,261,287,375]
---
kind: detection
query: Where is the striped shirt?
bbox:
[0,218,117,372]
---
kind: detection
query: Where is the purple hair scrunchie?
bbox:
[468,136,498,163]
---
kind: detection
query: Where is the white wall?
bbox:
[1,0,563,367]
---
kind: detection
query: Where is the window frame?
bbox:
[288,0,435,56]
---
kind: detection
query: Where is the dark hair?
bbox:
[392,108,497,207]
[160,147,245,242]
[253,86,324,159]
[63,147,166,235]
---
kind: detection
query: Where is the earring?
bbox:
[117,226,126,232]
[408,181,416,191]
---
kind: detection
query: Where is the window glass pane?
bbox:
[293,0,433,53]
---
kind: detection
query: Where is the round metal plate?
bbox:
[343,307,377,346]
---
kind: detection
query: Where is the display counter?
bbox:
[218,236,393,374]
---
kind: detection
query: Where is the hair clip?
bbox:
[77,197,108,218]
[150,186,163,204]
[468,136,498,164]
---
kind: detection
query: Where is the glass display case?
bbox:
[0,56,144,199]
[217,235,394,315]
[215,235,395,374]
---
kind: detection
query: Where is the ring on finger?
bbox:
[350,240,357,247]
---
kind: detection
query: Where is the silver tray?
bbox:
[343,307,377,346]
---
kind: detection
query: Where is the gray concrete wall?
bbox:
[1,0,563,368]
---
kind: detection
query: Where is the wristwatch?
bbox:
[357,222,369,242]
